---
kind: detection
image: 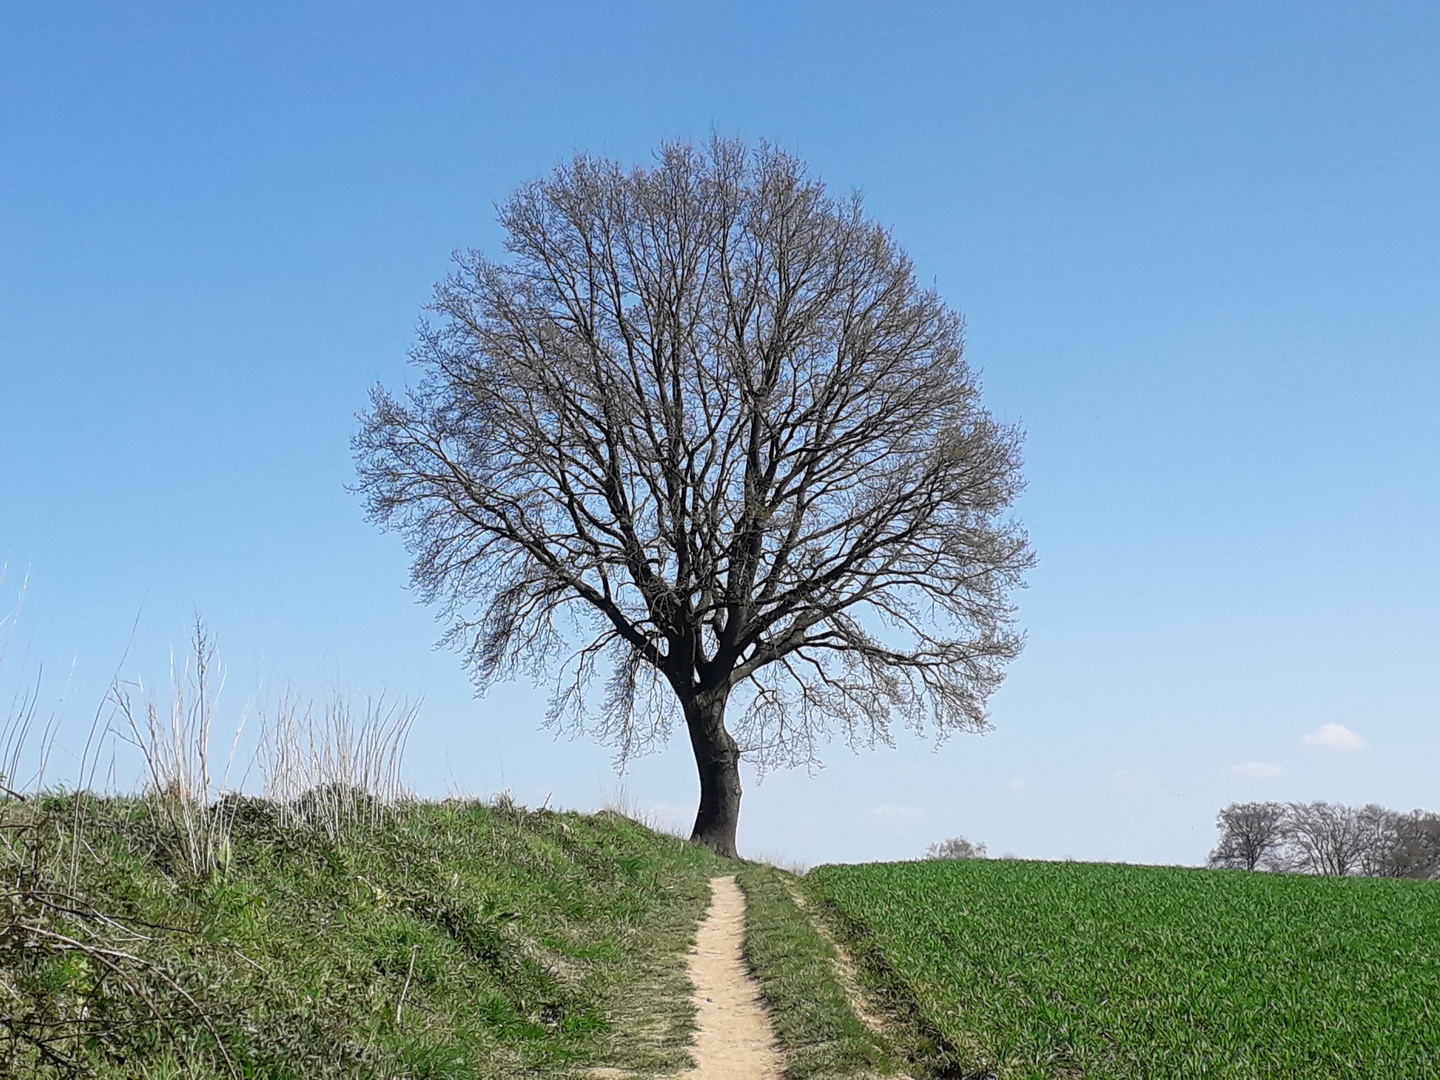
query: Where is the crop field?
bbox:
[807,858,1440,1079]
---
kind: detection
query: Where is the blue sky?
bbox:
[2,1,1437,865]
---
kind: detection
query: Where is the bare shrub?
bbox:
[926,835,987,860]
[1208,801,1286,871]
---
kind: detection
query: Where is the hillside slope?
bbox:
[2,794,720,1078]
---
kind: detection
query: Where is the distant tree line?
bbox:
[1209,801,1440,878]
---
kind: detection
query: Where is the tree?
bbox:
[1279,801,1367,876]
[1354,803,1404,878]
[1205,798,1440,878]
[1207,801,1285,871]
[354,138,1031,857]
[1393,812,1440,880]
[926,835,987,860]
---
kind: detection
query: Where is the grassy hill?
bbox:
[1,792,725,1079]
[13,786,1434,1080]
[806,857,1440,1080]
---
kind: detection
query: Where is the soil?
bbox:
[680,874,784,1078]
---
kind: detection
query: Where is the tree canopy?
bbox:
[354,138,1031,855]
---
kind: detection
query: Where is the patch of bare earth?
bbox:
[680,874,784,1079]
[585,874,782,1079]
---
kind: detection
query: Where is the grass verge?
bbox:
[734,862,917,1079]
[807,858,1440,1080]
[2,792,720,1078]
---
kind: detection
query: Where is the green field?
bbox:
[807,858,1440,1079]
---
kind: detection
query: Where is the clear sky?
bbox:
[2,1,1437,866]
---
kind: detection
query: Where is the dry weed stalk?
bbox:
[114,619,250,879]
[261,690,417,838]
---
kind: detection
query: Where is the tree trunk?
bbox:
[682,687,742,858]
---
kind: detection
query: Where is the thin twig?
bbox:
[395,943,420,1025]
[21,926,240,1080]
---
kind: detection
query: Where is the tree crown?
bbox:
[355,137,1031,768]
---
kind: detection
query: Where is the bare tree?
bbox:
[1207,801,1285,871]
[1279,801,1368,876]
[1355,803,1405,878]
[354,138,1031,856]
[926,835,987,860]
[1207,798,1440,878]
[1391,811,1440,880]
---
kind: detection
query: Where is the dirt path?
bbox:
[680,875,784,1079]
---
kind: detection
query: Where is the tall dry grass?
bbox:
[113,619,251,878]
[103,618,419,866]
[261,689,417,838]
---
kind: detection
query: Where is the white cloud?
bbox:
[1230,761,1286,779]
[1008,777,1028,792]
[867,804,923,823]
[1302,723,1367,751]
